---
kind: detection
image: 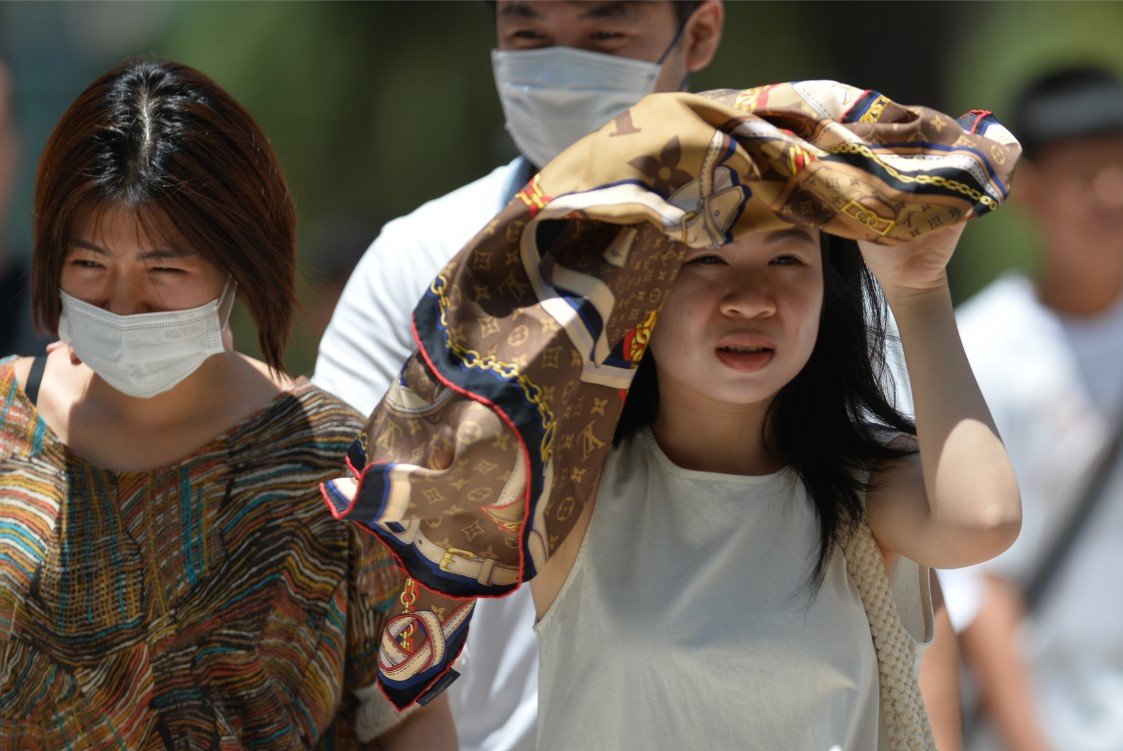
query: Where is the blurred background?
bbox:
[2,0,1122,375]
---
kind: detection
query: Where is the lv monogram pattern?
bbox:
[320,82,1021,710]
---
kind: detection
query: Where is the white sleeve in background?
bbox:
[935,566,984,633]
[883,307,914,418]
[312,224,432,416]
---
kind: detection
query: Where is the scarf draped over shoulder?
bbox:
[321,81,1020,715]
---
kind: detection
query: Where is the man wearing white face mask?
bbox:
[490,4,706,170]
[313,3,724,749]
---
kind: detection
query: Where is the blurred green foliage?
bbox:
[4,1,1121,374]
[941,1,1123,301]
[160,2,508,372]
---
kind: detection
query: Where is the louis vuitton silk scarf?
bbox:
[321,82,1020,728]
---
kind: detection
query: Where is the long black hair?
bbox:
[615,232,916,588]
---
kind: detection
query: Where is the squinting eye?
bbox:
[70,259,102,269]
[151,267,186,275]
[510,29,548,41]
[687,254,724,265]
[771,255,802,265]
[589,30,625,40]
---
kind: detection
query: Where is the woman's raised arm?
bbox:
[861,225,1021,569]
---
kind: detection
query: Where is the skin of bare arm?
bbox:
[960,574,1054,751]
[919,571,963,751]
[373,694,458,751]
[860,225,1022,570]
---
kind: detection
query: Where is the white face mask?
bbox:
[492,44,673,169]
[58,278,237,399]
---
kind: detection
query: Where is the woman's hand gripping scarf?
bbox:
[321,81,1020,717]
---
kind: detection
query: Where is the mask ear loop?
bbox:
[217,275,238,330]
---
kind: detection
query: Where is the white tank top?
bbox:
[534,428,932,751]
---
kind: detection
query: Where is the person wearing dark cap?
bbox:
[939,65,1123,751]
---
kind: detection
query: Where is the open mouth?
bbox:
[717,345,771,354]
[715,344,774,371]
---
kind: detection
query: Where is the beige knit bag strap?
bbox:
[841,520,937,751]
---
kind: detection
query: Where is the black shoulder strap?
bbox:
[1024,417,1123,612]
[25,354,47,406]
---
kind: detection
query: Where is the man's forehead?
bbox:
[498,1,656,22]
[1036,132,1123,169]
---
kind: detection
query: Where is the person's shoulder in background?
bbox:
[956,272,1039,343]
[955,272,1059,400]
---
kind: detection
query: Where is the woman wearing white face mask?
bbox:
[0,59,454,749]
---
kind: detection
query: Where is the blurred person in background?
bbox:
[0,53,50,357]
[0,57,453,749]
[944,65,1123,751]
[315,2,724,749]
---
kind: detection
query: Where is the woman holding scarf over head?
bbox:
[324,81,1023,750]
[0,59,454,749]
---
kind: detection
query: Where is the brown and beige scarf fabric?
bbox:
[321,81,1020,727]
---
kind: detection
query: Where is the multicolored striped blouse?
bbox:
[0,361,403,750]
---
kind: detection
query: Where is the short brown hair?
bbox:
[32,58,296,371]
